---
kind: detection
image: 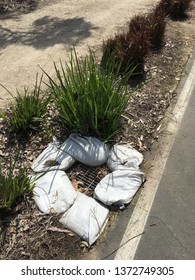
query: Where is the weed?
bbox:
[43,49,133,141]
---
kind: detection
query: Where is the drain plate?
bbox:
[67,163,110,190]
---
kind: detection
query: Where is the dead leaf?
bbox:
[47,226,75,236]
[138,138,143,150]
[71,179,78,191]
[156,124,162,132]
[9,226,16,234]
[44,160,59,167]
[80,241,89,248]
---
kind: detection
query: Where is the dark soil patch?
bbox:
[0,4,195,260]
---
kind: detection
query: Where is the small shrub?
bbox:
[129,15,149,34]
[0,159,34,212]
[101,31,150,76]
[44,49,132,141]
[129,10,167,50]
[148,6,168,48]
[1,75,50,133]
[156,0,192,19]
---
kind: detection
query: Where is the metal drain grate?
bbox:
[67,163,110,189]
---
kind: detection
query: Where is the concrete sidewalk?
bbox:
[113,48,195,260]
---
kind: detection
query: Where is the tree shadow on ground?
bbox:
[0,16,97,49]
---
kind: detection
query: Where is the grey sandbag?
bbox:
[31,137,76,172]
[107,143,143,171]
[94,169,145,206]
[59,192,109,245]
[32,134,109,172]
[64,134,109,167]
[32,170,77,214]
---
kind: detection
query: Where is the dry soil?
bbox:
[0,0,159,107]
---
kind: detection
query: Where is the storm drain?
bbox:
[67,164,110,189]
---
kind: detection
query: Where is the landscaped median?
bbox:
[0,0,194,259]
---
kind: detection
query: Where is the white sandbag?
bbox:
[107,143,143,171]
[31,137,76,172]
[94,169,145,206]
[64,134,109,166]
[32,170,77,214]
[59,192,109,245]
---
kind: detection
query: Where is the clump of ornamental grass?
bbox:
[1,74,50,133]
[0,158,34,212]
[101,30,150,76]
[43,49,133,141]
[156,0,192,20]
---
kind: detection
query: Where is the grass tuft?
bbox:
[43,49,133,141]
[1,74,50,133]
[0,158,34,212]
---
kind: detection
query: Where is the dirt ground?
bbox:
[0,0,195,260]
[0,0,160,108]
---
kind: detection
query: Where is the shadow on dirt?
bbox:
[0,16,96,49]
